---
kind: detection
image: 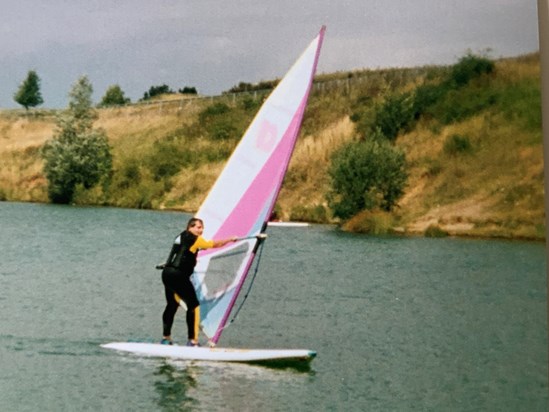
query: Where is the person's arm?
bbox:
[191,236,237,252]
[211,237,238,248]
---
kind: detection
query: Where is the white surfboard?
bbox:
[101,342,316,364]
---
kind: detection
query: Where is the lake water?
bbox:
[0,202,547,411]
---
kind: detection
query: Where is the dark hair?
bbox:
[187,217,204,230]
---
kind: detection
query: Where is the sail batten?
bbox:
[193,27,325,344]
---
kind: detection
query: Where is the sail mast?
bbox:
[257,25,326,229]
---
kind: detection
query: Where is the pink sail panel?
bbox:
[211,95,310,241]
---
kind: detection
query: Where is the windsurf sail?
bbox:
[193,26,326,344]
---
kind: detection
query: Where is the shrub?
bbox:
[424,158,443,177]
[350,105,375,140]
[142,84,174,100]
[208,120,238,140]
[450,53,494,87]
[412,82,450,119]
[225,80,278,94]
[432,87,497,124]
[289,204,328,223]
[327,139,407,219]
[424,224,449,237]
[199,103,230,122]
[342,209,394,234]
[443,134,473,156]
[410,53,495,124]
[99,85,130,107]
[112,160,141,190]
[145,140,193,180]
[371,93,414,141]
[197,102,254,141]
[178,86,197,95]
[240,97,261,111]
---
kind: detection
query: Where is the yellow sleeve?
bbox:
[190,236,214,253]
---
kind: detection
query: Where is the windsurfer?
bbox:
[159,217,237,346]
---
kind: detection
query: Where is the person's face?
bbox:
[189,221,204,236]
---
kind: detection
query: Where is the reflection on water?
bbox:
[154,362,199,411]
[152,358,317,411]
[248,359,315,373]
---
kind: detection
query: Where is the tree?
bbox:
[327,138,407,219]
[178,86,197,95]
[14,70,44,110]
[141,84,173,100]
[42,76,112,204]
[99,84,130,107]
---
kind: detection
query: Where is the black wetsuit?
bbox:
[161,230,200,340]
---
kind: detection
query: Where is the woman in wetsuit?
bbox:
[161,217,236,346]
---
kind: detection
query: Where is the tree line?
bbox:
[12,70,198,110]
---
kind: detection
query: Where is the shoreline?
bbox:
[2,199,544,242]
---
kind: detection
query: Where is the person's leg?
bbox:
[186,306,200,344]
[161,268,181,343]
[161,286,178,342]
[173,276,200,345]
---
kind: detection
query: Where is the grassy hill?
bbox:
[0,52,544,240]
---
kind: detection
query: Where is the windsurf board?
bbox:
[101,342,316,364]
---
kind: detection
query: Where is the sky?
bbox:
[0,0,540,109]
